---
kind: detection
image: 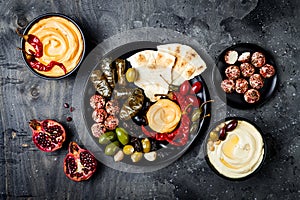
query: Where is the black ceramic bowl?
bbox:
[213,43,278,109]
[20,13,86,80]
[204,117,267,181]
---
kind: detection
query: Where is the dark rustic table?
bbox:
[1,0,299,199]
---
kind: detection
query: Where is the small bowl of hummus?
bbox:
[20,13,85,79]
[204,117,266,180]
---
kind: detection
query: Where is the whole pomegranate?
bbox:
[64,142,97,182]
[29,119,66,152]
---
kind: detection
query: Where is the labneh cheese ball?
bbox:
[235,78,249,94]
[240,63,255,77]
[224,50,238,64]
[225,65,240,80]
[238,52,251,63]
[221,79,235,93]
[251,52,266,68]
[249,74,264,90]
[260,64,275,78]
[244,89,260,103]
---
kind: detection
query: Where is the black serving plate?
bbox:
[83,41,211,168]
[72,28,218,173]
[213,43,278,109]
[203,117,267,181]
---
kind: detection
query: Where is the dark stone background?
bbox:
[0,0,299,199]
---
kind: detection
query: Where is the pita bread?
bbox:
[127,50,175,101]
[157,43,207,85]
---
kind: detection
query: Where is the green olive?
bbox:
[125,68,138,82]
[99,131,117,144]
[141,138,151,153]
[131,151,143,163]
[209,131,218,142]
[191,109,201,122]
[116,127,130,145]
[104,141,120,156]
[190,123,198,134]
[123,145,135,155]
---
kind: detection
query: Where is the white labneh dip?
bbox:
[207,120,264,179]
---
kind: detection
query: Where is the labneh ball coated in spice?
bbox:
[249,74,264,90]
[225,65,240,80]
[224,50,238,64]
[260,64,275,78]
[105,100,120,116]
[238,52,251,63]
[92,108,107,123]
[235,78,249,94]
[244,89,260,103]
[90,94,106,109]
[221,79,235,93]
[104,115,119,130]
[91,123,106,137]
[240,63,255,77]
[251,52,266,68]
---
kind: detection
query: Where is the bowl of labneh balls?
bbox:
[204,117,266,180]
[20,13,85,79]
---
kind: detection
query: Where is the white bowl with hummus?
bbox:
[21,13,85,79]
[204,117,266,180]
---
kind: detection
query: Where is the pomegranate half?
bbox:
[29,119,66,152]
[64,142,97,182]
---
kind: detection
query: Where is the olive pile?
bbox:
[99,127,159,162]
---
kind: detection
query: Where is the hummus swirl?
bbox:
[207,120,264,179]
[146,99,181,133]
[25,16,84,77]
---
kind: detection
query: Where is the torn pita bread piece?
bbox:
[126,50,176,101]
[157,43,207,86]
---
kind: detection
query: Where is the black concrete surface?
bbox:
[0,0,299,199]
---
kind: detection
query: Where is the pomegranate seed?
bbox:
[66,117,72,122]
[64,103,70,108]
[70,107,75,112]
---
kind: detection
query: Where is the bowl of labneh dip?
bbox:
[204,117,266,180]
[20,13,85,79]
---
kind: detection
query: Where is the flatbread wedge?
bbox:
[157,43,207,85]
[127,50,176,101]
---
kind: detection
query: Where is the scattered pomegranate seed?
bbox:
[66,117,72,122]
[64,103,70,108]
[70,107,75,112]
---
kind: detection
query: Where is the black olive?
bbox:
[150,139,158,151]
[142,100,151,111]
[132,115,148,126]
[130,137,142,152]
[226,120,238,132]
[219,126,227,141]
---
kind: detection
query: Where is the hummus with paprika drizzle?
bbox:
[25,16,84,77]
[146,99,181,133]
[207,120,264,179]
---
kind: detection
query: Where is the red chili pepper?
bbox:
[25,53,67,74]
[17,30,43,58]
[168,114,190,146]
